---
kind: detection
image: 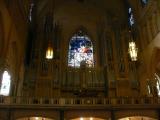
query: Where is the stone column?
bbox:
[157,0,160,12]
[59,110,64,120]
[7,109,12,120]
[146,20,152,43]
[158,109,160,120]
[152,13,158,36]
[138,26,143,50]
[111,110,115,120]
[141,25,146,49]
[156,11,160,32]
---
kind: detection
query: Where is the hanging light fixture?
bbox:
[45,15,54,59]
[45,0,55,59]
[128,31,138,61]
[128,41,138,61]
[45,28,54,59]
[46,41,54,59]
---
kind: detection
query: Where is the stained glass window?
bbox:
[147,85,151,94]
[68,31,94,68]
[0,71,11,96]
[141,0,148,6]
[155,73,160,96]
[128,7,134,27]
[29,3,34,22]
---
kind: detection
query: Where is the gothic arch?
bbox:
[115,110,159,120]
[16,117,54,120]
[14,111,59,120]
[68,26,95,47]
[71,117,105,120]
[65,111,110,120]
[119,116,157,120]
[67,26,96,50]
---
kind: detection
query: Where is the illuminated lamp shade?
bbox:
[128,41,138,61]
[46,44,53,59]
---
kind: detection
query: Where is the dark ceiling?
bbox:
[34,0,128,25]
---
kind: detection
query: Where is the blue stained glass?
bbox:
[68,32,94,68]
[141,0,148,5]
[128,7,134,26]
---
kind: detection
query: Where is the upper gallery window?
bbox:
[29,3,34,22]
[155,73,160,96]
[147,84,151,95]
[128,7,134,27]
[141,0,149,6]
[0,71,11,96]
[68,30,94,68]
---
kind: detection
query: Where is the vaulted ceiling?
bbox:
[40,1,126,17]
[32,0,128,27]
[5,0,132,36]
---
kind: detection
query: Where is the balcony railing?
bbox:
[0,96,160,108]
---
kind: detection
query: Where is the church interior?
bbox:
[0,0,160,119]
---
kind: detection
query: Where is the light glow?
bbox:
[0,71,11,96]
[155,73,160,96]
[29,3,34,21]
[35,117,39,120]
[128,41,138,61]
[80,117,83,120]
[46,46,53,59]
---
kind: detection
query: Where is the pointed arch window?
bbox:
[28,2,34,22]
[141,0,149,6]
[155,73,160,96]
[0,71,11,96]
[68,30,94,68]
[128,7,134,27]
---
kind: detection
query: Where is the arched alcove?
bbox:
[72,117,105,120]
[13,110,59,120]
[65,111,110,120]
[115,110,159,120]
[119,116,157,120]
[17,117,54,120]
